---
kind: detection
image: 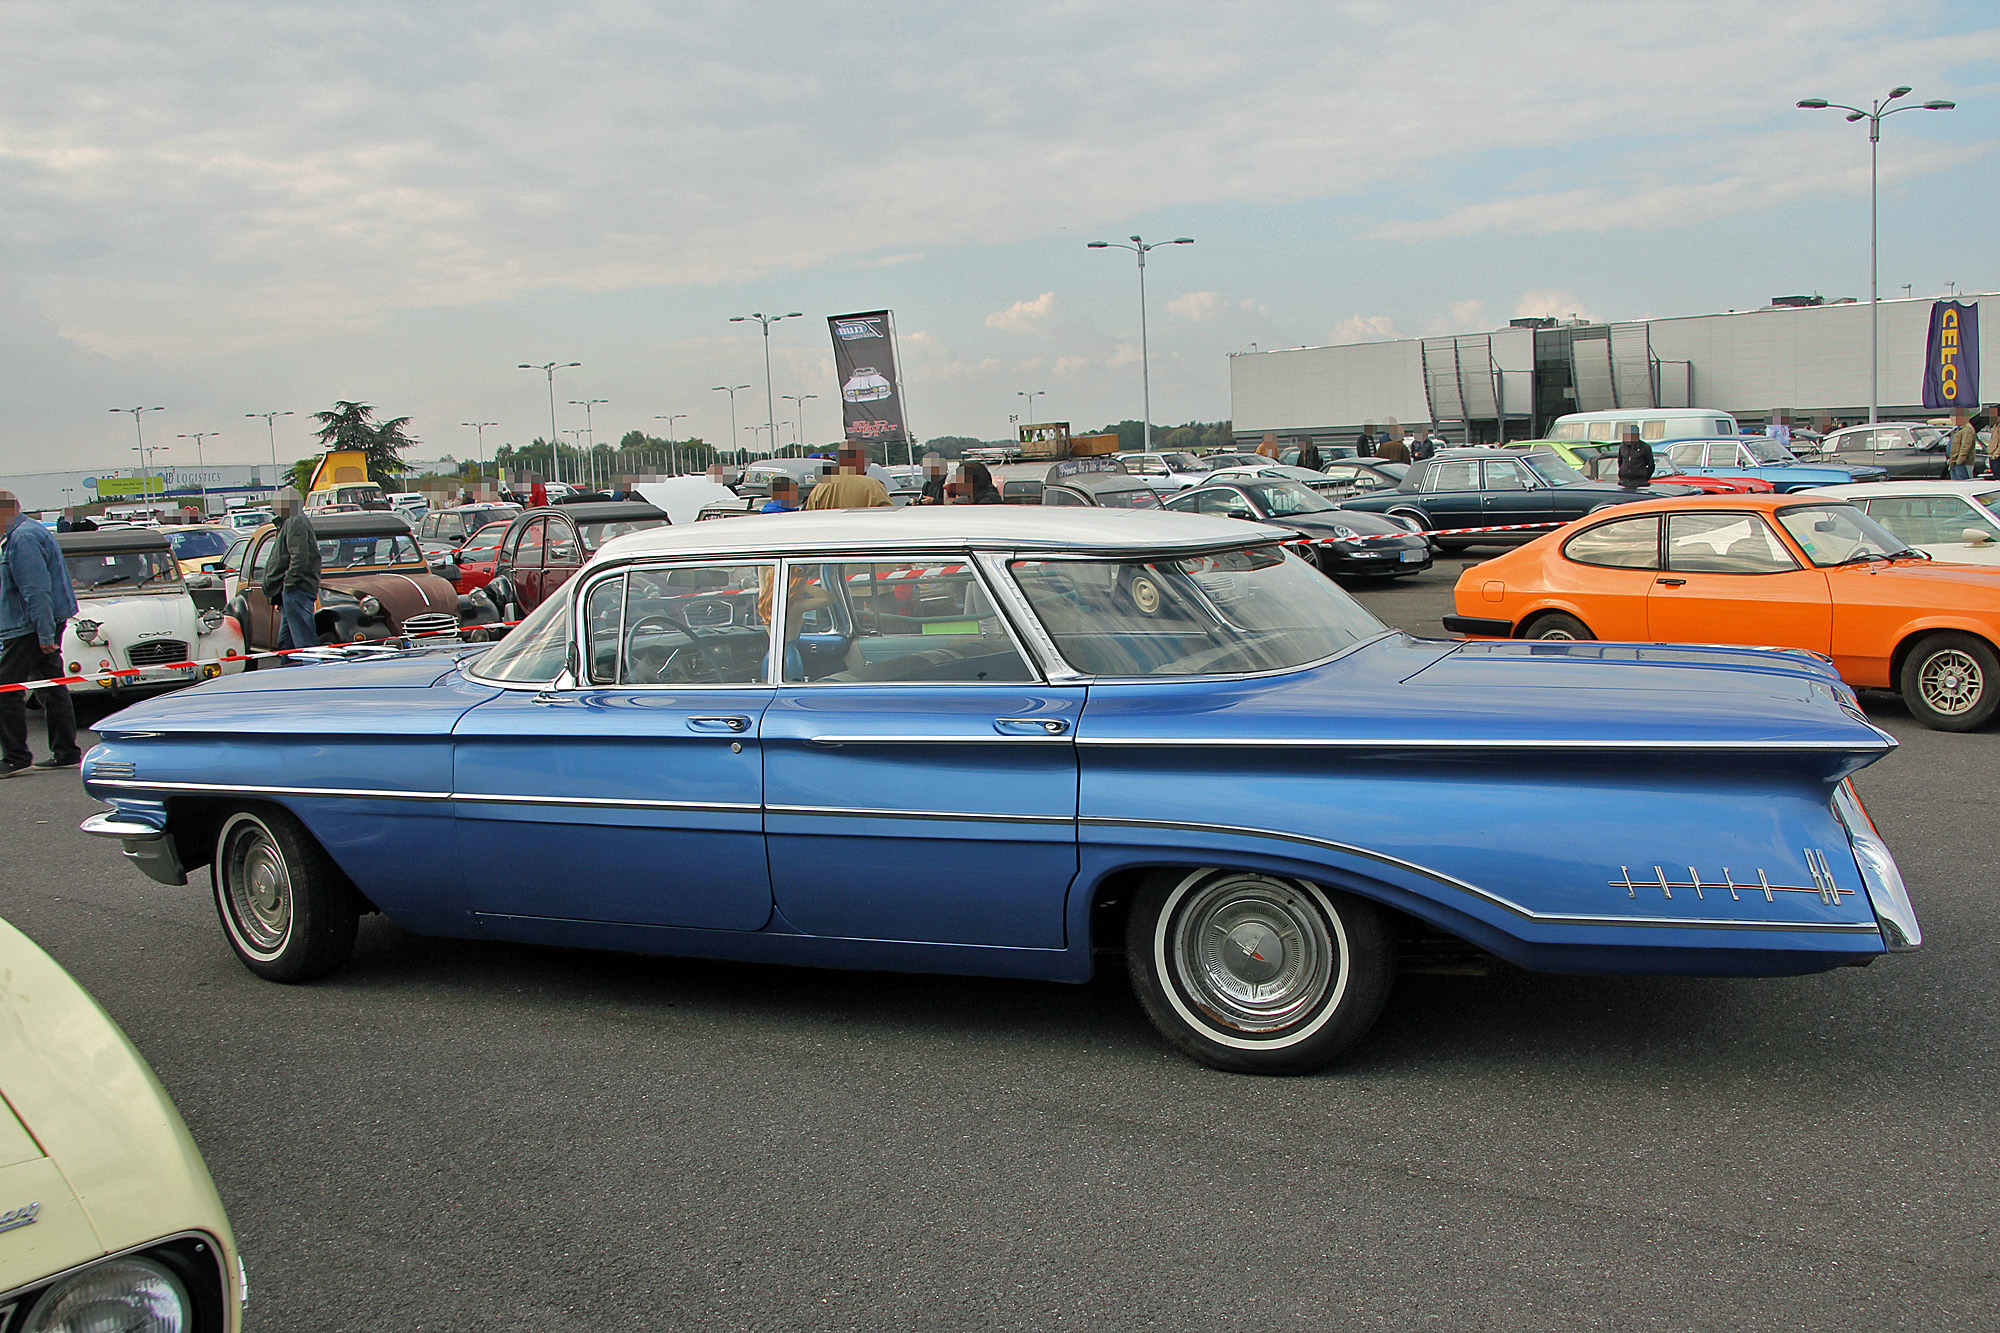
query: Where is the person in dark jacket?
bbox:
[0,490,82,775]
[954,461,1002,504]
[1616,427,1656,489]
[1298,441,1324,471]
[261,487,321,653]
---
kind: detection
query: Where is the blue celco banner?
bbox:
[1923,301,1979,409]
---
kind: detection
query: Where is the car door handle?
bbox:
[687,715,750,733]
[1655,578,1687,587]
[995,717,1069,736]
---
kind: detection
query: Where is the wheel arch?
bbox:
[163,794,373,910]
[1888,621,2000,684]
[1512,601,1597,638]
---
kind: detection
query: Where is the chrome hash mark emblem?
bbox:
[0,1202,39,1234]
[1609,853,1852,906]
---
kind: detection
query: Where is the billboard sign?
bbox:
[1923,301,1980,409]
[94,476,167,498]
[828,310,908,444]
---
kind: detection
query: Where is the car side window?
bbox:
[1640,419,1666,441]
[1667,442,1703,469]
[1044,486,1085,506]
[1427,461,1480,492]
[1665,513,1800,574]
[514,517,547,568]
[614,564,772,685]
[246,535,278,585]
[1864,495,2000,546]
[1834,431,1867,454]
[546,519,580,565]
[1563,516,1661,570]
[1482,459,1532,490]
[1195,489,1255,519]
[780,559,1033,685]
[1161,491,1201,513]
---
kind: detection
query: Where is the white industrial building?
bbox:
[1229,293,1998,448]
[0,463,287,516]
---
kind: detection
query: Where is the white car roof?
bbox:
[1805,480,2000,498]
[593,505,1286,564]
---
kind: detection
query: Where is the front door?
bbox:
[454,561,779,930]
[760,557,1080,949]
[239,531,280,649]
[1478,457,1559,525]
[1647,511,1831,651]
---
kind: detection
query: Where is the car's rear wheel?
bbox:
[1900,632,2000,731]
[1125,869,1392,1075]
[212,808,359,982]
[1521,611,1595,641]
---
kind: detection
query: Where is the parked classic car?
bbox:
[80,508,1919,1075]
[1562,446,1776,494]
[1805,481,2000,565]
[1115,452,1209,489]
[55,530,245,695]
[483,500,671,619]
[1444,493,2000,730]
[1818,422,1964,478]
[1659,438,1888,492]
[1162,477,1432,578]
[415,502,522,553]
[447,520,513,593]
[1331,448,1679,550]
[230,512,501,651]
[1040,473,1167,508]
[0,914,245,1331]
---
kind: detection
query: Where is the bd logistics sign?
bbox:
[1923,301,1981,409]
[94,476,167,498]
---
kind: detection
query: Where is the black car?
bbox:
[1330,448,1671,551]
[1821,422,1964,478]
[1162,477,1432,579]
[1315,459,1411,499]
[1041,473,1167,508]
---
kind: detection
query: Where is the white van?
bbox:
[1548,408,1739,445]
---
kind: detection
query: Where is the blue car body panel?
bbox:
[82,622,1905,984]
[1658,440,1890,493]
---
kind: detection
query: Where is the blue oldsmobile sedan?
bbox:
[78,509,1919,1075]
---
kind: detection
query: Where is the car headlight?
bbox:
[72,618,103,645]
[198,608,223,633]
[21,1255,192,1332]
[1326,525,1359,541]
[359,596,384,619]
[1831,781,1921,951]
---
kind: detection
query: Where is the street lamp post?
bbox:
[174,431,217,468]
[729,312,803,466]
[110,407,165,506]
[1017,390,1046,424]
[654,414,689,474]
[461,422,498,484]
[712,384,752,457]
[782,394,818,454]
[569,399,609,490]
[562,428,589,479]
[519,362,581,484]
[1797,88,1955,424]
[1086,235,1193,451]
[246,410,293,492]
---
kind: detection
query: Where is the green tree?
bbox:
[311,400,420,479]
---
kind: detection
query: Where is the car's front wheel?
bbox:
[212,808,360,982]
[1900,632,2000,731]
[1125,869,1392,1075]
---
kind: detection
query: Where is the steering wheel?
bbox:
[624,615,724,684]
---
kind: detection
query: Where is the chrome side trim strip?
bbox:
[91,778,452,802]
[766,803,1071,826]
[454,792,759,813]
[805,734,1072,746]
[1081,816,1881,936]
[1075,736,1893,752]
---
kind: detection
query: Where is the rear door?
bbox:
[1478,457,1558,525]
[1647,511,1831,651]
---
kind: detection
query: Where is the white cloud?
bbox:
[1167,291,1226,322]
[986,292,1065,334]
[1515,290,1592,322]
[1331,315,1401,342]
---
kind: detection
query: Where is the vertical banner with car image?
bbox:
[829,310,910,452]
[1923,301,1980,409]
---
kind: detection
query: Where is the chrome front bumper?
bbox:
[80,811,187,887]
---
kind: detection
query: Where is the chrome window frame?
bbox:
[775,553,1046,687]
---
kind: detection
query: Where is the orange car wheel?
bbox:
[1899,632,1999,732]
[1520,611,1595,641]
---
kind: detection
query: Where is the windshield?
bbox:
[1093,485,1162,510]
[1776,504,1915,566]
[1243,480,1335,515]
[319,532,424,569]
[1522,452,1589,486]
[1159,452,1200,471]
[471,589,571,684]
[578,517,669,552]
[1743,438,1797,465]
[1010,545,1385,677]
[66,548,181,593]
[166,529,232,560]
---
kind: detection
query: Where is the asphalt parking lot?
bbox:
[5,556,1995,1332]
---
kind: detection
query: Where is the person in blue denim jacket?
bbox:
[0,490,82,776]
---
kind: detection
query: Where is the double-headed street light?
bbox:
[730,312,803,466]
[1797,87,1955,424]
[461,422,498,482]
[1086,235,1192,451]
[569,398,609,488]
[1017,389,1046,424]
[175,431,217,468]
[519,362,581,484]
[712,384,752,457]
[782,394,817,454]
[246,410,293,487]
[655,414,689,474]
[111,407,165,504]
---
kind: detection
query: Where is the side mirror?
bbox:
[1965,528,1995,546]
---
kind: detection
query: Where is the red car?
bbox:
[449,521,511,595]
[1572,448,1775,494]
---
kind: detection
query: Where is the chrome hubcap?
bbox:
[225,824,292,954]
[1919,649,1983,715]
[1537,628,1578,640]
[1171,876,1335,1033]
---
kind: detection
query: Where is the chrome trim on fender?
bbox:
[90,778,452,801]
[1832,781,1922,950]
[766,803,1071,826]
[1076,736,1895,752]
[79,811,167,840]
[454,792,759,814]
[806,734,1072,746]
[1082,816,1882,936]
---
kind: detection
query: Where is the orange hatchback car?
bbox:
[1447,494,2000,731]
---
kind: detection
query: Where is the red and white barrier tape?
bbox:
[1290,520,1564,546]
[0,622,513,695]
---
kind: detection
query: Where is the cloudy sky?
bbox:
[3,0,1996,476]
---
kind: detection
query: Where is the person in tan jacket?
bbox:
[805,444,893,509]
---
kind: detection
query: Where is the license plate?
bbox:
[1400,549,1425,562]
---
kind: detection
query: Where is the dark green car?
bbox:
[1331,448,1676,551]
